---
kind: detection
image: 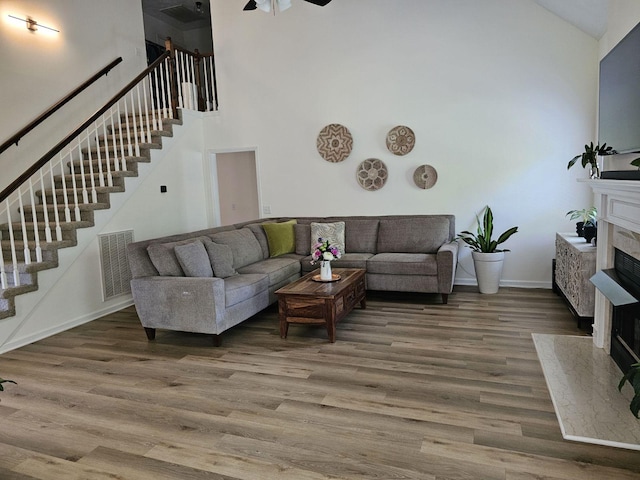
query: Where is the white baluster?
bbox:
[86,127,98,204]
[203,56,211,112]
[177,51,185,109]
[136,84,146,145]
[28,179,42,263]
[142,78,152,141]
[72,143,82,221]
[102,118,114,187]
[5,199,20,287]
[123,98,133,158]
[115,103,125,169]
[50,155,63,241]
[163,58,174,119]
[58,148,73,224]
[17,189,31,265]
[39,169,52,243]
[152,67,163,130]
[0,225,6,289]
[128,93,141,157]
[94,122,105,188]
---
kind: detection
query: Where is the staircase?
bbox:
[0,39,218,322]
[0,112,183,319]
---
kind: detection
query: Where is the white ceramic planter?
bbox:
[472,251,505,294]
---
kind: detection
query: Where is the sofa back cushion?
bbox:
[209,228,263,269]
[377,217,451,253]
[147,237,210,276]
[345,219,379,253]
[295,224,311,255]
[174,240,213,277]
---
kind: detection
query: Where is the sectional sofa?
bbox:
[126,215,458,345]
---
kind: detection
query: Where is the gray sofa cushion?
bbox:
[174,241,213,277]
[246,222,272,259]
[237,257,301,286]
[209,228,263,269]
[377,217,450,253]
[367,253,437,275]
[345,219,379,253]
[330,253,373,270]
[295,224,311,255]
[202,238,237,278]
[224,274,269,308]
[310,221,345,254]
[147,237,209,276]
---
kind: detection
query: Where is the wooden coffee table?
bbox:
[276,268,366,342]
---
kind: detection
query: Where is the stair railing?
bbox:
[0,40,219,292]
[0,52,176,290]
[0,57,123,156]
[165,37,219,113]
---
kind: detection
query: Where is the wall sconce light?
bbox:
[8,15,60,33]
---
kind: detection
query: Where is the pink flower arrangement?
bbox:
[310,238,341,264]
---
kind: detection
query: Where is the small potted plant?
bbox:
[567,142,613,179]
[566,207,597,240]
[310,238,341,281]
[457,206,518,294]
[618,362,640,418]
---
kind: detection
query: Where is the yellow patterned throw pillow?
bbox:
[262,219,297,257]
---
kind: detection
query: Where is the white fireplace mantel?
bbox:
[579,178,640,349]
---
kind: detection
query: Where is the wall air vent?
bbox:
[160,4,205,23]
[98,230,134,301]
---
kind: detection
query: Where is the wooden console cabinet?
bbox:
[554,233,597,328]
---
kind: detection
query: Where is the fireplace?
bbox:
[608,249,640,373]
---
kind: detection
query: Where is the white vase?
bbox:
[472,251,505,294]
[320,261,332,280]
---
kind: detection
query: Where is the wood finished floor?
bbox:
[1,287,639,480]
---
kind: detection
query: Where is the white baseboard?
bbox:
[454,279,552,289]
[0,297,134,354]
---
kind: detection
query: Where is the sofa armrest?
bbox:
[436,241,459,293]
[131,276,226,334]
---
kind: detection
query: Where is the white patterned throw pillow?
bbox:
[310,222,345,255]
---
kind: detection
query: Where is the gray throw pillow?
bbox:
[203,238,237,278]
[174,241,213,277]
[147,237,209,276]
[209,228,263,269]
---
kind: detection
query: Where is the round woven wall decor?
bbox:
[413,164,438,189]
[356,158,388,191]
[386,125,415,156]
[316,124,353,163]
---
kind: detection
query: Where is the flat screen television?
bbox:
[598,21,640,154]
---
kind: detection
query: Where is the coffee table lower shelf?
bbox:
[276,268,366,343]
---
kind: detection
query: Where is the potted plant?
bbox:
[457,206,519,294]
[566,207,597,240]
[567,142,613,179]
[618,362,640,418]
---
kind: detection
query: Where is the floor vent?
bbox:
[98,230,134,301]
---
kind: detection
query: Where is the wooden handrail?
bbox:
[0,52,170,204]
[0,57,123,156]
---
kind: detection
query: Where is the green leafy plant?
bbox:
[566,207,597,226]
[632,158,640,169]
[567,142,613,170]
[618,362,640,418]
[457,206,519,253]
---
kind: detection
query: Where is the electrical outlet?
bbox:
[263,205,271,215]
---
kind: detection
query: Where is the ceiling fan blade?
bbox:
[243,0,258,10]
[303,0,333,6]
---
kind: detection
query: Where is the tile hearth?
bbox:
[533,333,640,451]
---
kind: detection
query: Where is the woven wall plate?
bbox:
[386,125,415,156]
[356,158,388,191]
[413,164,438,189]
[316,124,353,163]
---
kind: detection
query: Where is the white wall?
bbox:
[0,0,148,192]
[206,0,600,287]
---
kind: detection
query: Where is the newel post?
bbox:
[164,37,180,119]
